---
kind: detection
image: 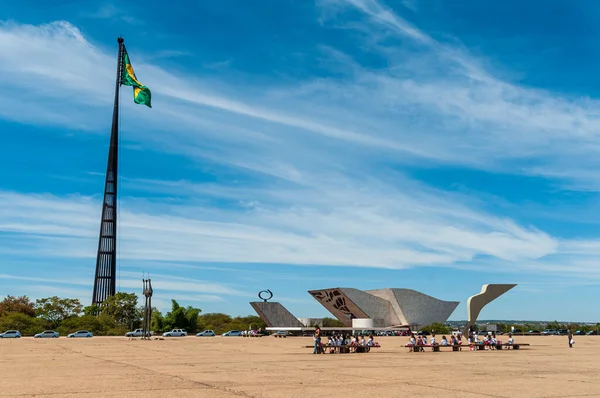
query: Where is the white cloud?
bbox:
[316,0,600,180]
[0,187,566,274]
[1,6,600,285]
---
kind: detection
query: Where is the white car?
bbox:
[67,330,93,338]
[196,330,216,337]
[34,330,59,338]
[0,330,21,338]
[162,329,187,337]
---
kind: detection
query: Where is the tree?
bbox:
[424,323,451,334]
[164,300,201,333]
[322,317,345,327]
[236,315,266,331]
[150,307,165,333]
[83,304,101,316]
[547,320,561,330]
[197,313,267,334]
[101,292,140,328]
[0,295,36,317]
[35,297,83,327]
[197,313,233,334]
[0,312,49,336]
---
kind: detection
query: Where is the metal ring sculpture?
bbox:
[258,289,273,302]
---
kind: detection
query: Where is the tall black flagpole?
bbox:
[92,37,124,306]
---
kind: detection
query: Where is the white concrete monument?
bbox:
[464,284,517,336]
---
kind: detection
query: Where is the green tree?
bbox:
[35,296,83,327]
[0,312,49,336]
[235,315,265,330]
[150,307,165,333]
[322,317,345,327]
[56,314,128,336]
[101,292,140,329]
[83,304,100,316]
[164,300,201,333]
[547,320,561,330]
[197,313,233,334]
[424,322,451,334]
[0,295,36,317]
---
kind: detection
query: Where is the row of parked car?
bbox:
[540,329,598,336]
[160,329,258,337]
[124,328,248,337]
[0,328,259,339]
[0,330,92,338]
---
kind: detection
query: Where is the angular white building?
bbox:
[309,287,459,329]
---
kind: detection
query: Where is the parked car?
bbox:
[541,329,555,335]
[527,330,541,334]
[222,330,242,337]
[125,329,153,337]
[555,329,569,335]
[274,330,289,337]
[67,330,92,338]
[586,331,598,335]
[417,331,431,336]
[0,330,21,338]
[574,330,587,335]
[162,329,187,337]
[34,330,59,338]
[196,330,216,337]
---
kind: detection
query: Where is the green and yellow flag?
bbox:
[121,46,152,108]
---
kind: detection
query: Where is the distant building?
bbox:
[308,288,459,329]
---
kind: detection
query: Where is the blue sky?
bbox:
[1,0,600,322]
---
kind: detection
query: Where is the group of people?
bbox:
[407,330,516,351]
[312,327,378,354]
[406,333,462,351]
[467,331,515,350]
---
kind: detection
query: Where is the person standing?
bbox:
[568,329,574,349]
[313,326,322,354]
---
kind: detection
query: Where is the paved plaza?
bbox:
[1,335,598,397]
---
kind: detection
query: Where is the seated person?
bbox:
[430,334,438,346]
[441,336,448,346]
[408,334,416,346]
[507,334,514,345]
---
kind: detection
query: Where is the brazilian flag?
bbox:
[121,46,152,108]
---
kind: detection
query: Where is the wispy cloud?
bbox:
[2,3,600,289]
[0,187,560,272]
[82,3,140,25]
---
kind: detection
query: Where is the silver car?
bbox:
[0,330,21,338]
[222,330,242,336]
[196,330,216,337]
[67,330,93,338]
[34,330,59,338]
